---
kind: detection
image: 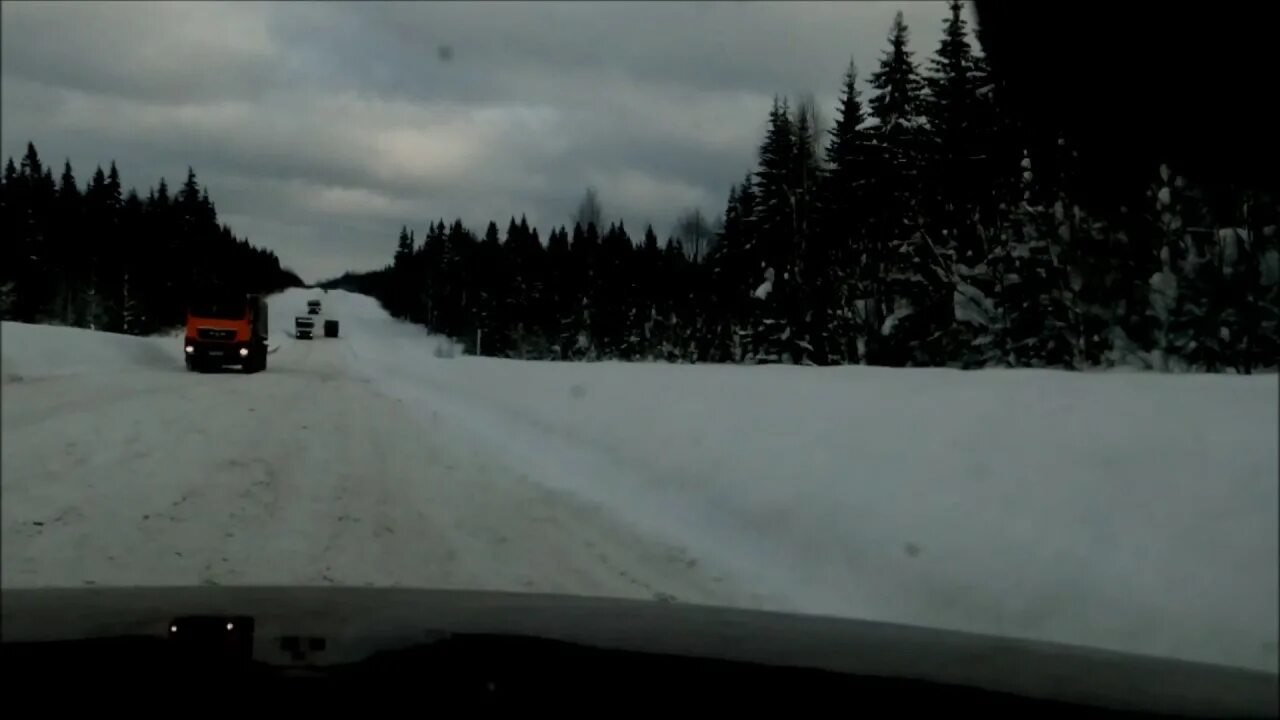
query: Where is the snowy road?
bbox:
[1,302,749,606]
[3,288,1277,674]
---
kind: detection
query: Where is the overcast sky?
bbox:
[1,1,955,282]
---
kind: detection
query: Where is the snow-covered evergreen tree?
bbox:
[1243,196,1280,371]
[1000,150,1076,367]
[746,97,801,363]
[923,0,985,266]
[1145,163,1219,370]
[865,12,953,366]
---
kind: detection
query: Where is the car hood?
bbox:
[2,586,1275,717]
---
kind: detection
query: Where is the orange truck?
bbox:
[183,292,269,373]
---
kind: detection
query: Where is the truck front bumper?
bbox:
[184,340,252,364]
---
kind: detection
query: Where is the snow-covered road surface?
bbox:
[1,306,740,607]
[3,288,1277,674]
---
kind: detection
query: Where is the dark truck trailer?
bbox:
[323,319,339,338]
[184,293,269,373]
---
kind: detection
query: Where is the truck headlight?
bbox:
[185,345,195,354]
[239,347,250,357]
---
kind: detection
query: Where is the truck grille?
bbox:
[197,327,237,341]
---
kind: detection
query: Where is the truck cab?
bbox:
[295,315,315,339]
[184,293,269,373]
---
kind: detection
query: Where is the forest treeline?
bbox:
[1,146,301,334]
[338,3,1278,372]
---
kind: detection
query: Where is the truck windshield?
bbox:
[190,298,246,320]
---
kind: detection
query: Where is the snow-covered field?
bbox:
[2,288,1276,674]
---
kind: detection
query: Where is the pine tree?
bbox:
[628,223,665,358]
[388,225,415,319]
[118,189,146,333]
[93,162,128,332]
[1242,194,1279,371]
[562,221,600,358]
[866,11,950,366]
[659,237,693,361]
[475,219,509,356]
[593,221,635,356]
[0,158,21,317]
[789,97,828,364]
[706,173,760,344]
[544,225,571,356]
[393,225,414,267]
[1146,163,1228,371]
[924,0,985,266]
[436,219,478,343]
[746,96,804,363]
[10,143,57,321]
[19,142,45,182]
[155,177,171,208]
[821,59,871,363]
[106,162,124,210]
[419,220,447,327]
[483,221,501,245]
[498,215,542,356]
[869,12,926,138]
[53,160,83,324]
[1000,150,1076,367]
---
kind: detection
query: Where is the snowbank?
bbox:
[333,291,1279,672]
[2,288,317,384]
[1,321,179,383]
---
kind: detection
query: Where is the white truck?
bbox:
[295,315,315,339]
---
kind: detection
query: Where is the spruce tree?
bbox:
[1242,195,1279,371]
[1000,150,1076,367]
[747,97,803,363]
[820,59,871,363]
[54,160,83,324]
[924,0,985,266]
[0,158,21,317]
[544,225,571,356]
[869,12,926,138]
[866,11,949,366]
[475,219,508,356]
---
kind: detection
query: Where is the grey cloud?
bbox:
[2,1,952,282]
[2,2,288,103]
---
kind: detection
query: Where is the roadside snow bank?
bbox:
[2,288,313,383]
[332,290,1280,672]
[1,321,178,382]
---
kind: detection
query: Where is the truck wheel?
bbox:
[185,357,195,372]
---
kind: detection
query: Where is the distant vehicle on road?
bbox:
[307,299,322,315]
[296,316,315,340]
[184,292,268,373]
[324,319,339,338]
